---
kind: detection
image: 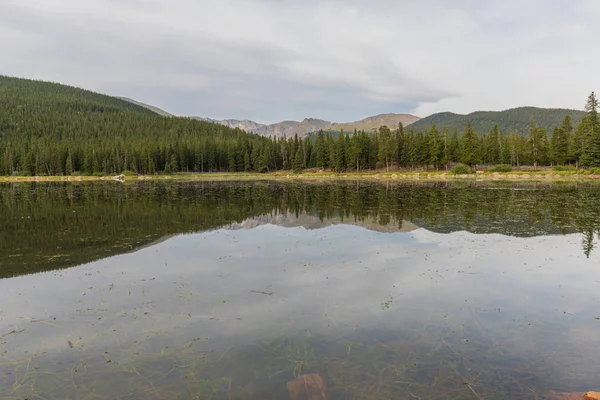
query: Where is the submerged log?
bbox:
[287,373,327,400]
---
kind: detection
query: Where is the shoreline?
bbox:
[1,171,600,183]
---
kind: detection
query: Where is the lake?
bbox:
[1,180,600,399]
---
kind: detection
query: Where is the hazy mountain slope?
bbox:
[407,107,584,134]
[0,75,158,116]
[195,117,332,137]
[331,113,421,132]
[118,97,173,116]
[196,113,420,137]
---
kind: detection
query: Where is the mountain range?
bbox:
[193,113,421,138]
[121,95,586,137]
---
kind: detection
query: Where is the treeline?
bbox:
[1,76,600,175]
[305,92,600,172]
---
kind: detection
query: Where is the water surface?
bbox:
[1,181,600,399]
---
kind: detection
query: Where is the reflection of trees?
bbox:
[1,180,600,277]
[582,230,595,258]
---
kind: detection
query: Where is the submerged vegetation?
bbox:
[2,326,580,399]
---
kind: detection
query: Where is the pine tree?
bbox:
[570,123,584,168]
[327,134,336,170]
[551,116,571,165]
[528,118,547,170]
[292,145,304,173]
[460,122,481,167]
[483,126,501,165]
[395,123,405,166]
[580,92,600,167]
[315,130,326,169]
[447,129,460,163]
[335,133,346,172]
[426,124,442,170]
[558,118,571,165]
[377,125,394,171]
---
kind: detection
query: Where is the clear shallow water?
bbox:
[1,181,600,399]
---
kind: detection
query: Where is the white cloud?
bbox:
[1,0,599,122]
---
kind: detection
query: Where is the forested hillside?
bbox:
[408,107,585,134]
[0,76,279,175]
[1,76,600,174]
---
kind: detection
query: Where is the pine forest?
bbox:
[1,76,600,176]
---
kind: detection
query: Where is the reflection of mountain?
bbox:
[414,216,577,237]
[1,180,599,279]
[225,212,576,238]
[225,213,419,233]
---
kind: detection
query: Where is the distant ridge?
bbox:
[118,97,173,117]
[407,107,585,134]
[329,113,421,133]
[195,113,421,138]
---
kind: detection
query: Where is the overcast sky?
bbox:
[1,0,599,123]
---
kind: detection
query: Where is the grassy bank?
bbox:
[2,170,600,183]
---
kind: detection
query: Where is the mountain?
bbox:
[195,113,420,137]
[407,107,585,134]
[0,75,274,176]
[117,97,173,117]
[329,113,421,133]
[225,213,419,233]
[194,117,332,137]
[0,76,159,116]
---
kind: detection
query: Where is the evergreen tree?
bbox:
[528,118,548,169]
[426,124,442,170]
[460,122,481,167]
[327,134,336,169]
[448,129,460,163]
[335,133,346,172]
[570,123,584,168]
[377,125,394,171]
[551,116,571,165]
[483,126,501,165]
[440,127,449,169]
[395,123,405,166]
[292,145,304,173]
[315,130,326,169]
[580,92,600,167]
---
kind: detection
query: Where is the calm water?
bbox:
[1,180,600,399]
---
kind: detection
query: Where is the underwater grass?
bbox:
[1,320,585,400]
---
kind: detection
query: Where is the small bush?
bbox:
[552,165,576,172]
[121,170,137,176]
[489,164,512,172]
[590,168,600,175]
[451,164,471,175]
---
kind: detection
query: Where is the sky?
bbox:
[1,0,599,124]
